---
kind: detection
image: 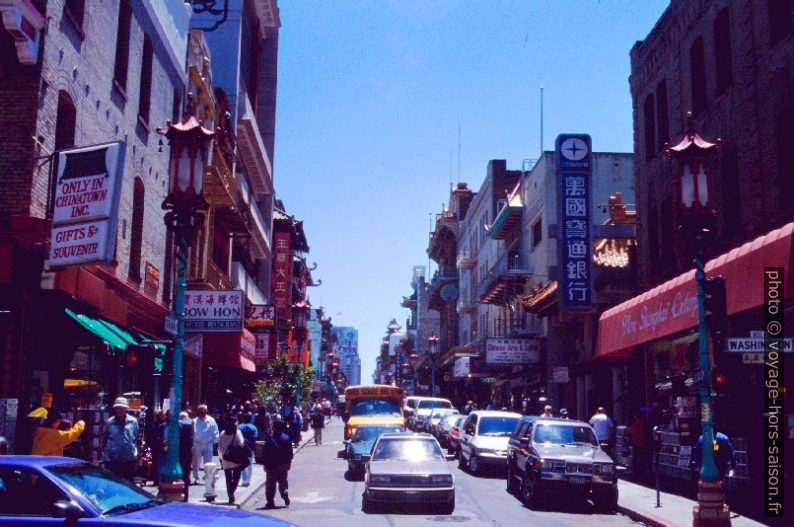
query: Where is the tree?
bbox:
[253,354,313,407]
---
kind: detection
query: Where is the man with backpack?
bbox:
[261,418,293,509]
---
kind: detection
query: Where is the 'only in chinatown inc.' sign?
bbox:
[556,134,593,310]
[48,142,126,267]
[485,338,541,365]
[183,290,244,332]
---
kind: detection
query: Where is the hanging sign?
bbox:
[247,304,276,329]
[556,134,593,310]
[183,290,244,332]
[485,338,541,365]
[272,231,292,321]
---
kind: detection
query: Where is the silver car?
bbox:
[363,433,455,514]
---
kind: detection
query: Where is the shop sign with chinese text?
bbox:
[247,304,276,328]
[485,338,541,365]
[272,231,292,320]
[556,134,593,310]
[183,290,243,332]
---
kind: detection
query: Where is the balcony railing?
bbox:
[478,251,532,302]
[206,259,233,290]
[456,250,476,269]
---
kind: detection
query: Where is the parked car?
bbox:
[435,414,463,450]
[0,456,296,526]
[403,396,422,430]
[505,416,618,511]
[457,410,521,476]
[414,397,453,432]
[362,432,455,514]
[428,409,459,439]
[337,423,404,478]
[445,415,465,455]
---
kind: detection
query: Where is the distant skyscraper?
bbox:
[332,327,360,386]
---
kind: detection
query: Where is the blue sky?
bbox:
[273,0,670,381]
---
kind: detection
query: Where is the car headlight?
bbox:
[430,474,453,484]
[595,463,614,475]
[540,459,565,472]
[370,475,391,483]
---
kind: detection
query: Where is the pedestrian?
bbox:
[218,416,247,505]
[31,409,86,456]
[589,407,615,455]
[540,405,554,418]
[690,424,737,479]
[192,404,219,484]
[237,412,258,487]
[463,400,474,414]
[102,397,140,482]
[322,398,332,420]
[262,418,293,509]
[288,406,303,447]
[152,410,168,486]
[627,414,651,477]
[178,411,193,499]
[254,405,271,438]
[310,403,325,445]
[18,405,48,454]
[559,408,570,419]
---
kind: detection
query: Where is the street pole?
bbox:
[431,363,436,397]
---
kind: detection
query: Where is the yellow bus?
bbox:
[342,384,405,440]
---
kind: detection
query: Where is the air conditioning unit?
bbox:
[0,0,45,65]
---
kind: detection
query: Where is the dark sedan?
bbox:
[337,423,404,478]
[0,456,296,526]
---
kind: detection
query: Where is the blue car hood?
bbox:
[110,502,297,526]
[351,440,375,454]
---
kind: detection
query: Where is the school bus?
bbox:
[342,385,405,440]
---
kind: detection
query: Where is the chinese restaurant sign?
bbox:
[272,231,292,320]
[49,142,126,267]
[183,290,244,332]
[247,304,276,328]
[556,134,593,310]
[485,338,541,365]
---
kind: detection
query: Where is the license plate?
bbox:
[568,476,588,485]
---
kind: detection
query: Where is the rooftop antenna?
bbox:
[540,86,544,156]
[449,148,453,188]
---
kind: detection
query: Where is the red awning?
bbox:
[203,328,257,372]
[596,222,794,358]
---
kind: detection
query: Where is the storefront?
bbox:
[596,222,794,488]
[202,328,257,409]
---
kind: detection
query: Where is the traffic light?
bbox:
[703,276,727,335]
[711,366,728,397]
[125,345,140,368]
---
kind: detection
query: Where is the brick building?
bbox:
[629,0,794,288]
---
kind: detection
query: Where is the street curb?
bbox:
[238,430,316,508]
[617,504,679,527]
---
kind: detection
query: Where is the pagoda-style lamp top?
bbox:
[664,112,721,213]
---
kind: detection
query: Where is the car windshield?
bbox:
[418,400,452,409]
[46,463,159,516]
[431,410,457,420]
[441,414,461,426]
[478,416,519,436]
[353,426,404,442]
[349,399,401,417]
[372,438,445,462]
[534,424,599,446]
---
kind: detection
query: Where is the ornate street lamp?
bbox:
[428,333,439,397]
[156,94,215,501]
[665,113,729,527]
[291,301,310,405]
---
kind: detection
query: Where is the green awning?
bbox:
[65,308,129,351]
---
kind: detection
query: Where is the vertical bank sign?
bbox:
[48,142,126,267]
[556,134,593,310]
[272,231,292,321]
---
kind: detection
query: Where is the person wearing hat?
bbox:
[102,397,140,482]
[31,409,85,456]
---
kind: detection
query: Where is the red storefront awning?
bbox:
[203,328,257,372]
[596,222,794,359]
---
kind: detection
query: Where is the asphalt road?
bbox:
[243,419,647,527]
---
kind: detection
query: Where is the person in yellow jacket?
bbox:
[31,409,86,457]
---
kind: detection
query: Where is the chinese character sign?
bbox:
[272,231,292,321]
[183,290,244,332]
[556,134,593,310]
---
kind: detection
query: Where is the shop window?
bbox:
[768,0,792,46]
[63,0,84,33]
[655,79,669,152]
[689,36,706,116]
[714,8,733,95]
[138,34,153,126]
[129,178,144,281]
[720,147,742,238]
[643,94,656,161]
[112,0,132,94]
[532,217,542,247]
[776,106,794,211]
[54,91,77,151]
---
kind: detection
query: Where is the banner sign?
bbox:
[247,304,276,328]
[184,334,203,359]
[485,338,541,365]
[183,290,243,332]
[48,142,125,268]
[255,331,274,361]
[556,134,593,310]
[453,356,471,377]
[272,231,292,321]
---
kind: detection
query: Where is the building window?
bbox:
[656,79,669,151]
[113,0,132,94]
[532,217,542,247]
[129,178,145,281]
[768,0,792,46]
[720,147,742,238]
[643,94,656,161]
[660,197,674,269]
[776,106,794,210]
[54,91,77,151]
[714,8,733,95]
[63,0,84,32]
[690,36,707,116]
[138,34,153,126]
[647,203,659,274]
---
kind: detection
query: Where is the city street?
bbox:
[244,419,645,527]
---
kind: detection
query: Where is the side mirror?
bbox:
[52,500,83,519]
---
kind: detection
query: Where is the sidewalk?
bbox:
[617,477,769,527]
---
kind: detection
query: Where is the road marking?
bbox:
[291,491,332,504]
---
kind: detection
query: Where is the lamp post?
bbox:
[156,94,215,501]
[292,302,309,405]
[428,333,439,397]
[665,114,730,527]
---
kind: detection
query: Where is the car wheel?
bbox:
[593,486,619,513]
[362,493,374,514]
[457,448,466,469]
[521,474,542,508]
[469,455,480,475]
[440,498,455,515]
[506,465,520,495]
